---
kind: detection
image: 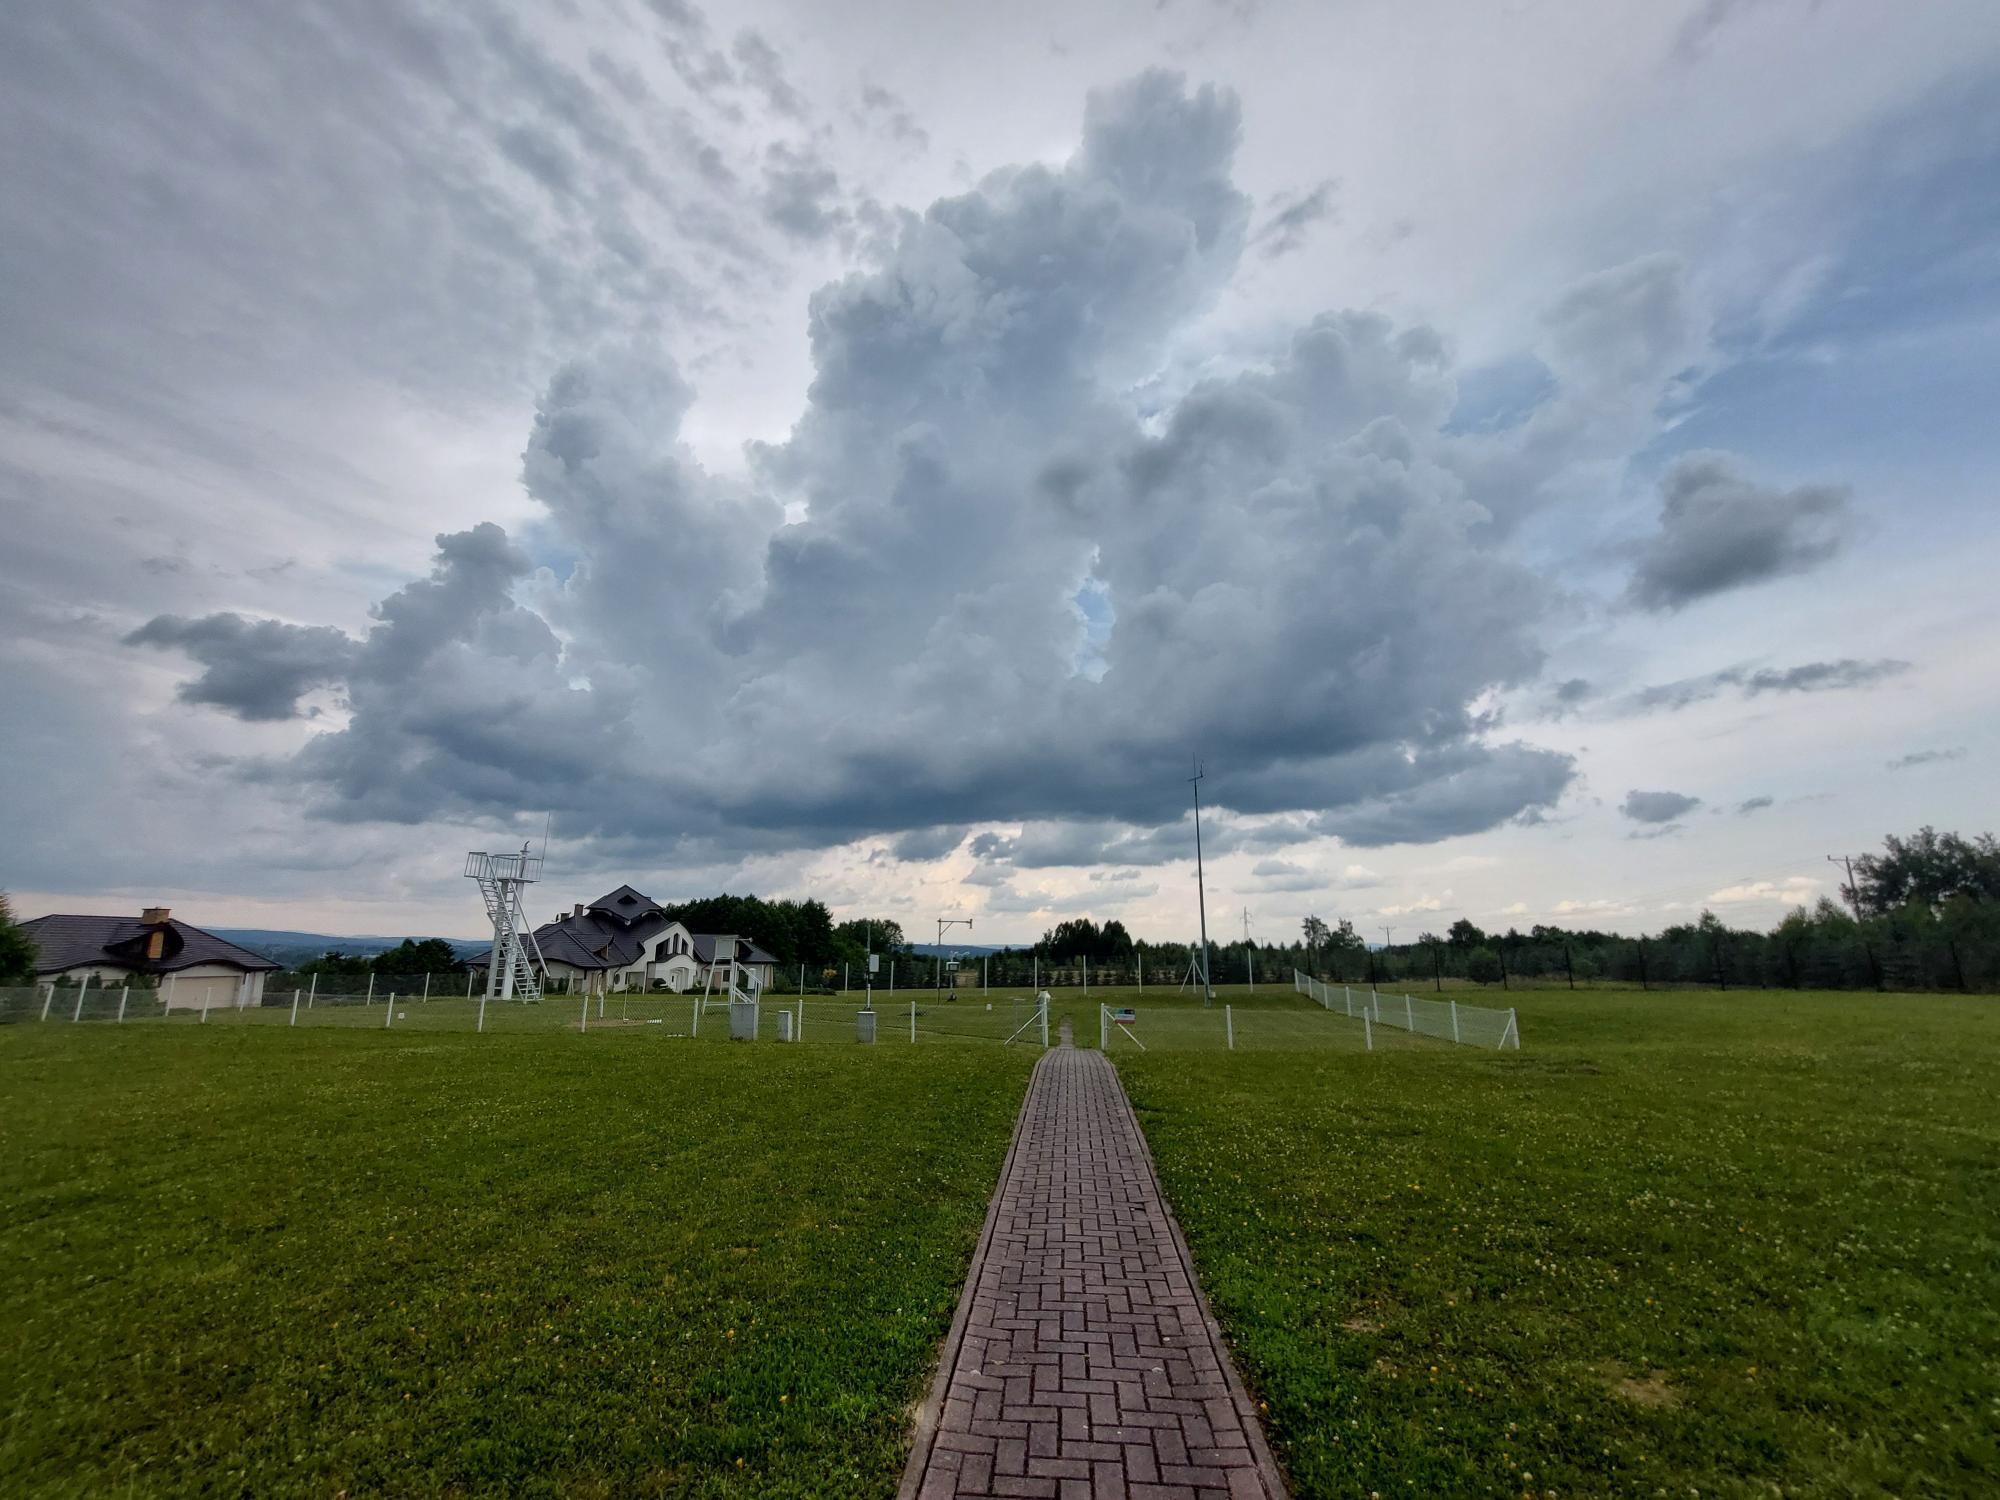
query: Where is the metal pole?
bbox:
[467,969,474,996]
[580,991,588,1033]
[1363,1012,1372,1051]
[1405,993,1413,1032]
[73,972,91,1022]
[1450,999,1460,1043]
[385,992,394,1029]
[889,961,895,993]
[1100,1003,1108,1051]
[309,973,317,1008]
[1225,1003,1233,1050]
[910,999,916,1043]
[1190,758,1214,1007]
[366,972,374,1005]
[290,988,299,1027]
[118,985,130,1022]
[423,972,430,1002]
[1040,997,1049,1048]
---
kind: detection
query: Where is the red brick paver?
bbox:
[901,1043,1287,1499]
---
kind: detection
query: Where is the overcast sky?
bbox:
[3,0,1995,943]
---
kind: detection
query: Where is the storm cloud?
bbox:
[1627,451,1852,610]
[129,72,1590,858]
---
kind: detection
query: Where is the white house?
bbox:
[465,885,779,994]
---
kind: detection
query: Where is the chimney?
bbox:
[573,904,585,919]
[141,906,171,925]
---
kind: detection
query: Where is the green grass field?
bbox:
[0,1025,1034,1497]
[1116,987,2000,1497]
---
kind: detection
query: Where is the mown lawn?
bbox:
[0,1025,1034,1497]
[1117,988,2000,1498]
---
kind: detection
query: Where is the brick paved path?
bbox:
[901,1043,1287,1499]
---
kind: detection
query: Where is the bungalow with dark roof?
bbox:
[19,906,281,1011]
[464,885,778,994]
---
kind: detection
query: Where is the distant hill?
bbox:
[209,929,486,967]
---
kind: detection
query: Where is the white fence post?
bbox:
[1225,1004,1234,1051]
[1363,1012,1372,1052]
[797,997,804,1041]
[201,993,210,1023]
[580,992,589,1033]
[39,983,54,1022]
[466,970,474,997]
[843,962,849,993]
[422,973,430,1002]
[72,973,91,1022]
[910,999,916,1043]
[385,992,395,1029]
[366,973,375,1005]
[309,974,317,1009]
[1100,1003,1108,1051]
[290,989,300,1027]
[1405,994,1414,1032]
[1040,997,1049,1049]
[118,986,129,1023]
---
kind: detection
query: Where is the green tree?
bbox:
[1853,827,2000,916]
[1467,946,1502,985]
[1447,918,1486,949]
[371,938,460,975]
[0,893,37,985]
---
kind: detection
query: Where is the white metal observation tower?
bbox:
[466,845,546,1004]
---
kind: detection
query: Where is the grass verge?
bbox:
[0,1025,1034,1497]
[1117,988,2000,1497]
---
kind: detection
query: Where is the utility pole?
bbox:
[936,916,972,1006]
[1242,908,1254,991]
[1190,758,1214,1007]
[1827,855,1865,919]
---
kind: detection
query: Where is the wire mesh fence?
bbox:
[1293,971,1519,1048]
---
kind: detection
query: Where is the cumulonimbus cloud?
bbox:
[121,70,1750,862]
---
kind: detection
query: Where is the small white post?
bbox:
[1344,985,1352,1016]
[692,996,700,1036]
[797,997,804,1041]
[1450,1000,1460,1043]
[890,961,895,993]
[309,974,317,1008]
[1100,1003,1108,1051]
[1363,1012,1373,1051]
[466,970,474,997]
[72,972,92,1022]
[1225,1003,1234,1051]
[1040,997,1049,1049]
[843,962,849,993]
[1405,994,1414,1032]
[910,999,916,1043]
[385,992,394,1029]
[290,989,300,1027]
[367,973,375,1005]
[118,986,129,1023]
[422,972,430,1002]
[477,990,487,1032]
[1505,1008,1520,1050]
[201,993,210,1023]
[580,991,589,1033]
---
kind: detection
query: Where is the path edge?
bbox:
[1106,1055,1292,1498]
[895,1046,1054,1500]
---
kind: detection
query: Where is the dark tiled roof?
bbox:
[586,885,665,925]
[20,914,280,976]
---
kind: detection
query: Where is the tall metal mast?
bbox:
[1190,758,1214,1008]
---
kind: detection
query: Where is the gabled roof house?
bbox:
[19,906,279,1011]
[466,885,777,994]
